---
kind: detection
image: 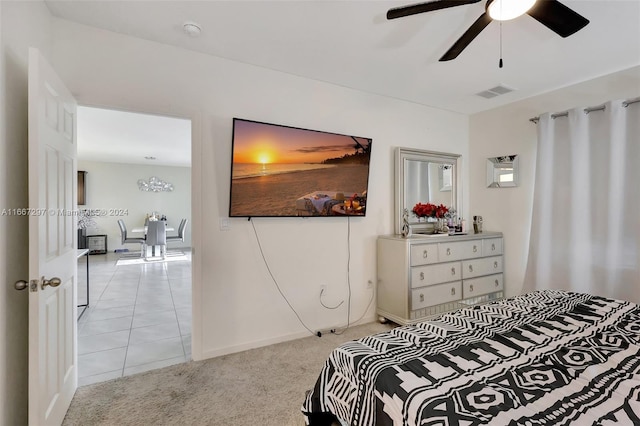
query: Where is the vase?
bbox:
[433,218,446,234]
[78,228,87,249]
[401,209,411,238]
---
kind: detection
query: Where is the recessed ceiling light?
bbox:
[183,21,202,37]
[144,156,156,160]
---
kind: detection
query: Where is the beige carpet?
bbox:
[63,321,394,426]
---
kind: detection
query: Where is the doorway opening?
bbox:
[75,106,192,385]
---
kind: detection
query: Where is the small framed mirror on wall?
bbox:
[487,155,519,188]
[395,148,462,235]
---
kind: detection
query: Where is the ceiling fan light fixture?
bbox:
[488,0,537,21]
[390,0,587,62]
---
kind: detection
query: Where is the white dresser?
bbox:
[377,232,504,325]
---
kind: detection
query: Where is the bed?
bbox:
[302,290,640,425]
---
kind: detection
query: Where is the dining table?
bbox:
[131,224,175,257]
[131,225,175,233]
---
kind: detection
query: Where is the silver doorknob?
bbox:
[14,277,61,291]
[14,280,29,291]
[42,277,62,289]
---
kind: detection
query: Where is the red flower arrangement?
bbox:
[412,202,449,219]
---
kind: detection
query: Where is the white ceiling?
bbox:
[50,0,640,164]
[77,106,191,167]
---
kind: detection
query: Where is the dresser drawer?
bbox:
[463,274,503,298]
[438,240,482,262]
[411,262,461,288]
[462,256,503,279]
[410,244,438,266]
[411,281,462,310]
[482,238,503,257]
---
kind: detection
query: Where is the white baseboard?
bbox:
[199,330,312,360]
[197,314,377,361]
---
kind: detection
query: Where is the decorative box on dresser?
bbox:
[377,232,504,325]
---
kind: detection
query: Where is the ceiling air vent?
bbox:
[476,85,514,99]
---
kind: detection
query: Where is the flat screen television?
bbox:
[229,118,372,218]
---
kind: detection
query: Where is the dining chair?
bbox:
[166,219,188,243]
[117,219,145,258]
[145,220,167,260]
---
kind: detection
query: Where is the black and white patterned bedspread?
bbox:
[302,290,640,425]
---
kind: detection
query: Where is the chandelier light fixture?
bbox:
[138,176,174,192]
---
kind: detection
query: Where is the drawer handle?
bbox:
[451,288,456,296]
[451,267,456,275]
[423,250,428,258]
[495,279,499,287]
[473,245,477,252]
[420,293,424,302]
[468,265,473,272]
[446,248,451,256]
[420,272,424,281]
[494,261,498,269]
[469,284,474,292]
[491,243,496,251]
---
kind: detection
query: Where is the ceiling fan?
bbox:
[387,0,589,62]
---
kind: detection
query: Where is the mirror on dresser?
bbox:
[395,148,462,234]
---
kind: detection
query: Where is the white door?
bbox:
[26,47,78,425]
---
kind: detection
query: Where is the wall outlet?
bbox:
[367,280,374,289]
[219,218,230,231]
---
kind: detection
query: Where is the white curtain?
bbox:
[524,100,640,303]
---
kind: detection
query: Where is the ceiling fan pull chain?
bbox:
[499,21,504,68]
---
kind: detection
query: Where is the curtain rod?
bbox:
[529,97,640,123]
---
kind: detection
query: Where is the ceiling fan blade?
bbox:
[387,0,481,20]
[440,12,492,61]
[526,0,589,38]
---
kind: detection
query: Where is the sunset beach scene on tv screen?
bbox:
[229,118,372,217]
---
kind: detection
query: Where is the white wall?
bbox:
[469,66,640,298]
[51,18,470,359]
[3,2,638,421]
[0,1,52,424]
[78,160,192,250]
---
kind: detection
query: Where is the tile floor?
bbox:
[76,249,191,387]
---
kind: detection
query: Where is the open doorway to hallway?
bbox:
[75,106,192,386]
